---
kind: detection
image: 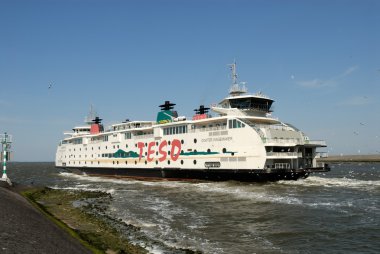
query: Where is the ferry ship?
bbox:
[55,63,329,181]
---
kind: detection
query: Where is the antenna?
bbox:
[85,104,98,124]
[228,60,247,96]
[228,60,238,86]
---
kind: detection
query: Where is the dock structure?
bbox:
[0,132,12,186]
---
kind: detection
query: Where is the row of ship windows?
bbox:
[64,122,233,145]
[67,159,200,165]
[64,148,234,158]
[228,119,246,129]
[67,139,205,152]
[163,125,188,135]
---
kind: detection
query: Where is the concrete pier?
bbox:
[0,185,91,254]
[318,154,380,163]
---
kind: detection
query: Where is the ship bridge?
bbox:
[211,61,274,118]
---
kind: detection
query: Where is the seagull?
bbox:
[48,81,53,89]
[360,122,365,126]
[353,131,359,135]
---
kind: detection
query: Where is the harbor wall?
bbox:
[318,154,380,163]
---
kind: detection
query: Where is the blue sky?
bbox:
[0,0,379,161]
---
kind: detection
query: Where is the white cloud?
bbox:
[296,65,359,89]
[297,78,337,88]
[339,96,372,106]
[341,65,359,77]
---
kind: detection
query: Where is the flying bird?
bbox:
[353,131,359,135]
[360,122,365,126]
[48,81,53,89]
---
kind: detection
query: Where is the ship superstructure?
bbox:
[55,63,329,181]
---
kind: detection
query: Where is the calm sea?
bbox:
[7,162,380,254]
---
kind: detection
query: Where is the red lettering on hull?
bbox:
[136,139,182,163]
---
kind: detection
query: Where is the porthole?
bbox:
[181,150,184,154]
[135,144,137,148]
[193,160,197,165]
[117,145,119,148]
[156,161,158,165]
[194,138,197,143]
[145,152,147,156]
[135,161,137,165]
[156,142,159,146]
[207,149,211,153]
[194,150,197,154]
[113,161,115,164]
[168,151,171,155]
[125,161,128,165]
[117,161,119,164]
[126,144,128,148]
[156,152,158,156]
[181,160,184,165]
[98,161,100,165]
[145,143,147,147]
[181,140,184,144]
[168,141,171,145]
[231,152,235,156]
[145,161,147,165]
[106,146,108,149]
[168,160,170,165]
[223,148,227,153]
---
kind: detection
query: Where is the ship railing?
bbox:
[316,152,328,158]
[188,125,227,133]
[305,140,327,146]
[264,138,301,144]
[266,152,300,157]
[274,163,290,169]
[133,134,154,139]
[244,122,295,132]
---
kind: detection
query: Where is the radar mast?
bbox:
[228,60,247,97]
[85,104,98,124]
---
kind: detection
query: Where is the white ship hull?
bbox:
[56,116,329,181]
[56,62,329,181]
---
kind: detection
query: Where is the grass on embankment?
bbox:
[22,187,147,254]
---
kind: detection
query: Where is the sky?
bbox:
[0,0,379,161]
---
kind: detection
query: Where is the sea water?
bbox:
[8,162,380,253]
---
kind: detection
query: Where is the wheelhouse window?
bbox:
[228,119,245,129]
[229,97,273,112]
